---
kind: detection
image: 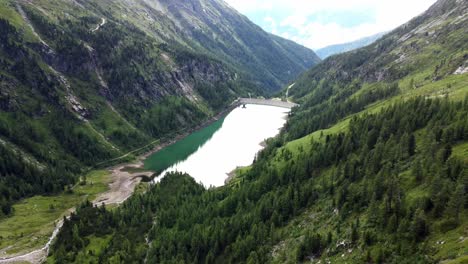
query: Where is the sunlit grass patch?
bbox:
[0,170,110,255]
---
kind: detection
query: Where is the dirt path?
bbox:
[286,82,295,99]
[0,162,152,263]
[16,3,51,50]
[0,213,67,264]
[0,161,154,264]
[91,18,106,32]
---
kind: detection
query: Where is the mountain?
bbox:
[29,0,320,91]
[131,0,321,89]
[315,32,386,59]
[0,0,319,217]
[47,0,468,263]
[289,0,467,107]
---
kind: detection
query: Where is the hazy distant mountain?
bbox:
[316,32,387,59]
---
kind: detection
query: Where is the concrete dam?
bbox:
[237,98,298,109]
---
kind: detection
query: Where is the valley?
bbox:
[0,0,318,258]
[0,98,292,262]
[0,0,466,263]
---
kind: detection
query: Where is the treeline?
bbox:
[0,109,118,218]
[286,96,467,261]
[0,143,73,217]
[195,81,236,110]
[51,173,204,263]
[49,96,467,263]
[285,80,399,140]
[0,18,79,217]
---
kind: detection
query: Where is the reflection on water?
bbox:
[145,104,288,187]
[144,116,226,174]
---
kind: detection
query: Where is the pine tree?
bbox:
[72,224,84,249]
[446,184,464,222]
[351,224,359,243]
[408,134,416,156]
[412,160,423,182]
[463,171,468,209]
[367,194,379,227]
[439,144,452,163]
[411,209,428,241]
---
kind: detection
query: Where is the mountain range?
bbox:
[0,0,466,263]
[315,32,386,59]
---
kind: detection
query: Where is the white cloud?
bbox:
[280,15,307,28]
[295,22,384,49]
[264,16,278,34]
[225,0,372,13]
[224,0,437,49]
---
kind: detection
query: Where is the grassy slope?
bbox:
[252,62,468,261]
[277,62,468,263]
[285,73,467,154]
[0,170,110,255]
[46,234,112,264]
[224,76,466,263]
[268,111,468,262]
[239,72,465,187]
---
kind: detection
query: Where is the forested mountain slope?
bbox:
[0,0,319,217]
[286,0,467,141]
[49,0,468,263]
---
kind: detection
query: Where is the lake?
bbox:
[144,104,289,187]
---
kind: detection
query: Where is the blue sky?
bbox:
[224,0,437,50]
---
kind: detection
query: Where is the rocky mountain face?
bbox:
[315,32,386,59]
[36,0,320,91]
[0,0,319,211]
[135,0,321,89]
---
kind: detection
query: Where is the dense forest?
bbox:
[0,0,466,262]
[49,96,468,263]
[284,81,400,141]
[47,0,468,262]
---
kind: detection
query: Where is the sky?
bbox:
[224,0,437,50]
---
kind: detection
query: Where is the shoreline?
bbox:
[0,103,240,264]
[95,102,240,204]
[0,100,286,262]
[224,140,267,185]
[225,167,244,185]
[124,102,240,169]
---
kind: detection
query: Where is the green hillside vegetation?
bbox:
[0,170,110,255]
[0,0,319,224]
[0,0,321,255]
[47,0,467,263]
[49,96,468,263]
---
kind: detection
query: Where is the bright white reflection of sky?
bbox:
[158,104,288,187]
